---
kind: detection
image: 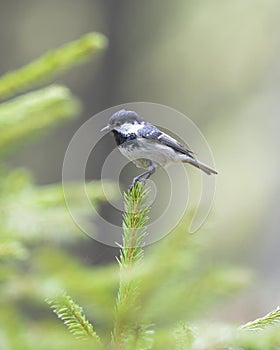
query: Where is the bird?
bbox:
[101,109,217,189]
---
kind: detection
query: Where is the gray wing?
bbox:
[139,123,194,156]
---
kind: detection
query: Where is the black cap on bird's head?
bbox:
[101,109,143,132]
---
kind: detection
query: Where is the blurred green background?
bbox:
[1,0,280,348]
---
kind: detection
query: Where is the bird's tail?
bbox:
[184,157,218,175]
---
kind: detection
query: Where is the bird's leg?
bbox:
[129,163,156,190]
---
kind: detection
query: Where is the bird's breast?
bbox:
[118,138,181,168]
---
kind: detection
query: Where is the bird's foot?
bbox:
[128,164,156,191]
[129,176,146,191]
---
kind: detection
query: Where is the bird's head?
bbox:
[101,109,143,132]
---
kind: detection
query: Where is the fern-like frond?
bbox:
[240,307,280,331]
[46,292,101,344]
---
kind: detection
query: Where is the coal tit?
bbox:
[101,109,217,189]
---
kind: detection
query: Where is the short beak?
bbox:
[100,125,111,132]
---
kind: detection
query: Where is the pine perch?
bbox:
[112,182,151,347]
[120,182,150,262]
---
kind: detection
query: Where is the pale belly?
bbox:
[119,139,185,169]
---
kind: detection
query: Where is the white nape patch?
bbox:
[117,122,144,133]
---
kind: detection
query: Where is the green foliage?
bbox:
[0,241,28,260]
[240,307,280,332]
[47,292,101,344]
[0,167,116,243]
[113,183,151,347]
[45,183,280,349]
[0,29,279,350]
[0,85,80,155]
[174,322,195,350]
[0,32,110,350]
[0,33,107,100]
[121,182,150,256]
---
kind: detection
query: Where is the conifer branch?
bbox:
[240,307,280,331]
[174,322,195,350]
[46,292,101,344]
[0,85,80,153]
[0,32,108,100]
[112,182,151,347]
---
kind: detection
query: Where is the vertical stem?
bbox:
[112,183,150,347]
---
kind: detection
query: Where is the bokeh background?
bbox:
[1,0,280,328]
